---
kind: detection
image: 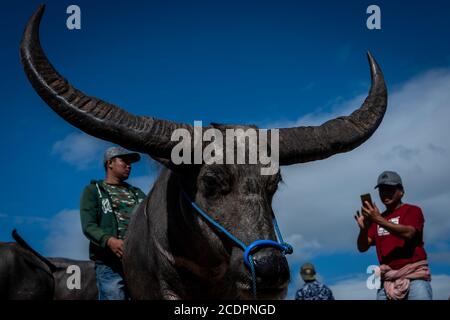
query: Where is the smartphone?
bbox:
[360,193,373,207]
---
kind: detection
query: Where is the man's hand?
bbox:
[354,210,372,230]
[361,201,383,224]
[107,237,124,258]
[355,208,374,252]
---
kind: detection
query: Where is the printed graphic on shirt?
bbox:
[101,198,112,214]
[102,183,142,240]
[377,216,399,236]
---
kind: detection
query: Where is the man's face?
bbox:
[378,185,403,207]
[108,156,133,181]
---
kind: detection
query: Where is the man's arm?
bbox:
[362,202,417,241]
[355,211,374,252]
[357,228,373,252]
[79,186,113,248]
[374,218,416,240]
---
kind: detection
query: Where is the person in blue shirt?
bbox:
[295,263,334,300]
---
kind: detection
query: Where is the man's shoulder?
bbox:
[297,281,321,295]
[299,281,317,290]
[312,281,326,288]
[82,180,103,193]
[80,181,103,207]
[311,281,331,292]
[386,204,422,216]
[297,284,307,291]
[402,203,423,215]
[403,203,421,210]
[321,283,333,292]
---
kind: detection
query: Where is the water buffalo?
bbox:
[0,230,97,300]
[0,231,55,299]
[20,5,387,299]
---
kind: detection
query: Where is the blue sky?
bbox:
[1,0,450,299]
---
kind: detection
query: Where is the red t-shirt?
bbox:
[368,203,427,270]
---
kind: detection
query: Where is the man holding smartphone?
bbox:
[355,171,432,300]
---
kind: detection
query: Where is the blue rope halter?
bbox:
[181,190,293,299]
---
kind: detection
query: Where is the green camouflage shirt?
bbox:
[101,182,143,240]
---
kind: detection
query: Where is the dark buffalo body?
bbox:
[0,231,97,300]
[0,241,54,300]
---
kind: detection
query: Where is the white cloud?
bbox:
[285,233,321,263]
[44,209,89,260]
[270,68,450,262]
[52,132,110,170]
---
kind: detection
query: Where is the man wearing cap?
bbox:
[80,146,146,300]
[295,263,334,300]
[355,171,432,300]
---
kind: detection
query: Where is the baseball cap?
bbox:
[300,263,316,281]
[375,171,403,189]
[103,146,141,165]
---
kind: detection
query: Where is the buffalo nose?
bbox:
[252,252,290,287]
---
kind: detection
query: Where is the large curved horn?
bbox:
[20,5,192,159]
[278,52,387,165]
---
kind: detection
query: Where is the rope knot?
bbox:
[282,243,293,255]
